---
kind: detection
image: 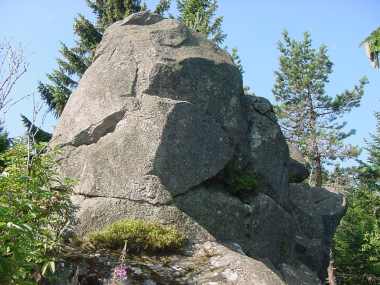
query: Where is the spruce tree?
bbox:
[177,0,225,45]
[334,111,380,284]
[273,31,368,187]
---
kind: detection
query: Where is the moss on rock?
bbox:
[85,219,186,253]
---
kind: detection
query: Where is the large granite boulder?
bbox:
[53,11,345,284]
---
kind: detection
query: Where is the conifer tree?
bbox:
[273,31,368,187]
[334,111,380,284]
[177,0,225,45]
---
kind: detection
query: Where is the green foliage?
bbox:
[273,31,368,186]
[230,174,257,194]
[334,186,380,284]
[231,47,244,75]
[360,112,380,185]
[155,0,172,16]
[362,27,380,69]
[86,0,143,31]
[223,163,257,194]
[334,111,380,284]
[0,126,10,170]
[0,127,9,154]
[86,219,186,253]
[177,0,225,45]
[0,141,75,284]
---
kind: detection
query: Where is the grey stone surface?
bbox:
[193,241,287,285]
[57,241,298,285]
[240,95,290,204]
[289,183,346,279]
[52,11,345,285]
[288,144,310,183]
[280,263,322,285]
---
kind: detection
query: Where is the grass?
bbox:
[85,219,186,253]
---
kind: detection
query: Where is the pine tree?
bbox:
[273,31,368,187]
[38,0,145,117]
[177,0,225,45]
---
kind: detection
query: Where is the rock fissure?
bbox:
[76,192,173,207]
[61,108,127,147]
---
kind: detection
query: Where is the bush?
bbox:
[230,174,257,193]
[334,186,380,284]
[86,219,186,253]
[223,163,257,194]
[0,141,75,284]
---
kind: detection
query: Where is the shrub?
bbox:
[86,219,186,253]
[223,163,257,194]
[334,186,380,284]
[0,141,75,284]
[230,174,257,194]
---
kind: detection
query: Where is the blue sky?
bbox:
[1,0,379,158]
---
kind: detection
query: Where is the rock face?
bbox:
[53,11,346,285]
[288,144,310,183]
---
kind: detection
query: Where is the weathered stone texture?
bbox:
[53,11,345,285]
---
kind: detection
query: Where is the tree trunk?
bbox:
[328,250,337,285]
[314,153,323,187]
[307,92,323,187]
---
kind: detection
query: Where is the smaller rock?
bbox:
[280,263,321,285]
[288,144,310,183]
[241,95,289,204]
[121,11,163,26]
[289,183,346,280]
[143,280,157,285]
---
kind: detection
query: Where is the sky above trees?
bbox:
[1,0,379,160]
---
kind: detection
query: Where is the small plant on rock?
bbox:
[111,242,129,284]
[223,163,258,195]
[86,219,186,254]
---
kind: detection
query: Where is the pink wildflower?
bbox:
[113,264,128,280]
